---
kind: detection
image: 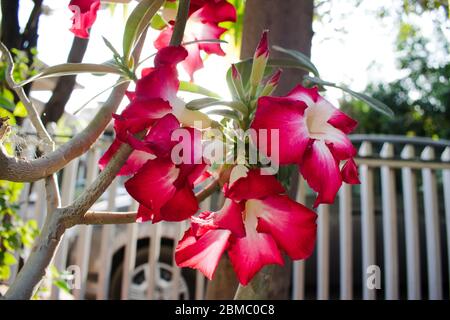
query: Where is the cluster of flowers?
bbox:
[69,0,360,285]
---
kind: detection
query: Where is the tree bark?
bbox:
[41,37,90,126]
[236,0,314,300]
[0,0,21,50]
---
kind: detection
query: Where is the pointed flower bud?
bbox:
[231,64,246,100]
[250,30,269,98]
[254,30,269,59]
[260,69,282,97]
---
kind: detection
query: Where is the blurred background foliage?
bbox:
[337,0,450,139]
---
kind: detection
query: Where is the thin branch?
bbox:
[74,178,220,226]
[196,178,220,202]
[0,42,53,152]
[78,211,138,225]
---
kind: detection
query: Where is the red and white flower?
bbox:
[99,46,188,176]
[175,166,317,285]
[251,85,360,207]
[69,0,101,38]
[124,113,207,223]
[156,0,236,80]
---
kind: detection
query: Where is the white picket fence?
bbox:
[7,134,450,300]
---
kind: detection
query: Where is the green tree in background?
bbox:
[341,1,450,139]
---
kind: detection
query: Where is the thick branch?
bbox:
[0,81,128,182]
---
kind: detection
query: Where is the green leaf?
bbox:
[150,14,167,30]
[53,279,71,294]
[2,89,15,103]
[185,97,221,110]
[123,0,165,62]
[2,252,17,266]
[102,37,121,59]
[0,95,15,112]
[205,108,243,122]
[17,63,123,87]
[305,76,395,118]
[182,39,228,46]
[179,81,222,98]
[13,101,28,117]
[272,45,320,77]
[186,98,248,117]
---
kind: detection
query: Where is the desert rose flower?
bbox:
[99,46,188,175]
[175,166,317,285]
[251,85,360,207]
[124,113,207,223]
[69,0,101,38]
[155,0,236,80]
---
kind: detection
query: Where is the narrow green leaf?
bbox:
[123,0,165,62]
[53,279,71,294]
[0,95,15,112]
[73,79,131,115]
[179,81,222,98]
[272,45,320,77]
[305,76,395,118]
[102,37,121,58]
[186,97,221,110]
[205,108,243,121]
[17,63,123,87]
[186,98,248,118]
[182,39,228,46]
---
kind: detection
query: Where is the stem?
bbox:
[234,265,277,300]
[169,0,190,46]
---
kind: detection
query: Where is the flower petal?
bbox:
[214,199,245,237]
[99,139,155,176]
[228,228,284,285]
[341,158,360,184]
[69,0,100,38]
[225,169,285,201]
[125,158,179,211]
[299,140,342,207]
[248,195,317,260]
[175,228,231,280]
[136,204,154,223]
[157,184,199,222]
[251,96,310,165]
[328,109,358,134]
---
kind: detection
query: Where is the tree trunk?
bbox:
[238,0,314,300]
[0,0,21,50]
[205,256,238,299]
[41,36,90,126]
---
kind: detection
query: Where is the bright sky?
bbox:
[16,0,450,123]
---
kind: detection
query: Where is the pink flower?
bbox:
[251,85,360,207]
[124,113,207,223]
[69,0,101,38]
[175,167,317,285]
[99,46,188,176]
[155,0,236,80]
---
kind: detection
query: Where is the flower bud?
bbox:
[260,69,282,97]
[249,30,269,92]
[231,64,245,100]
